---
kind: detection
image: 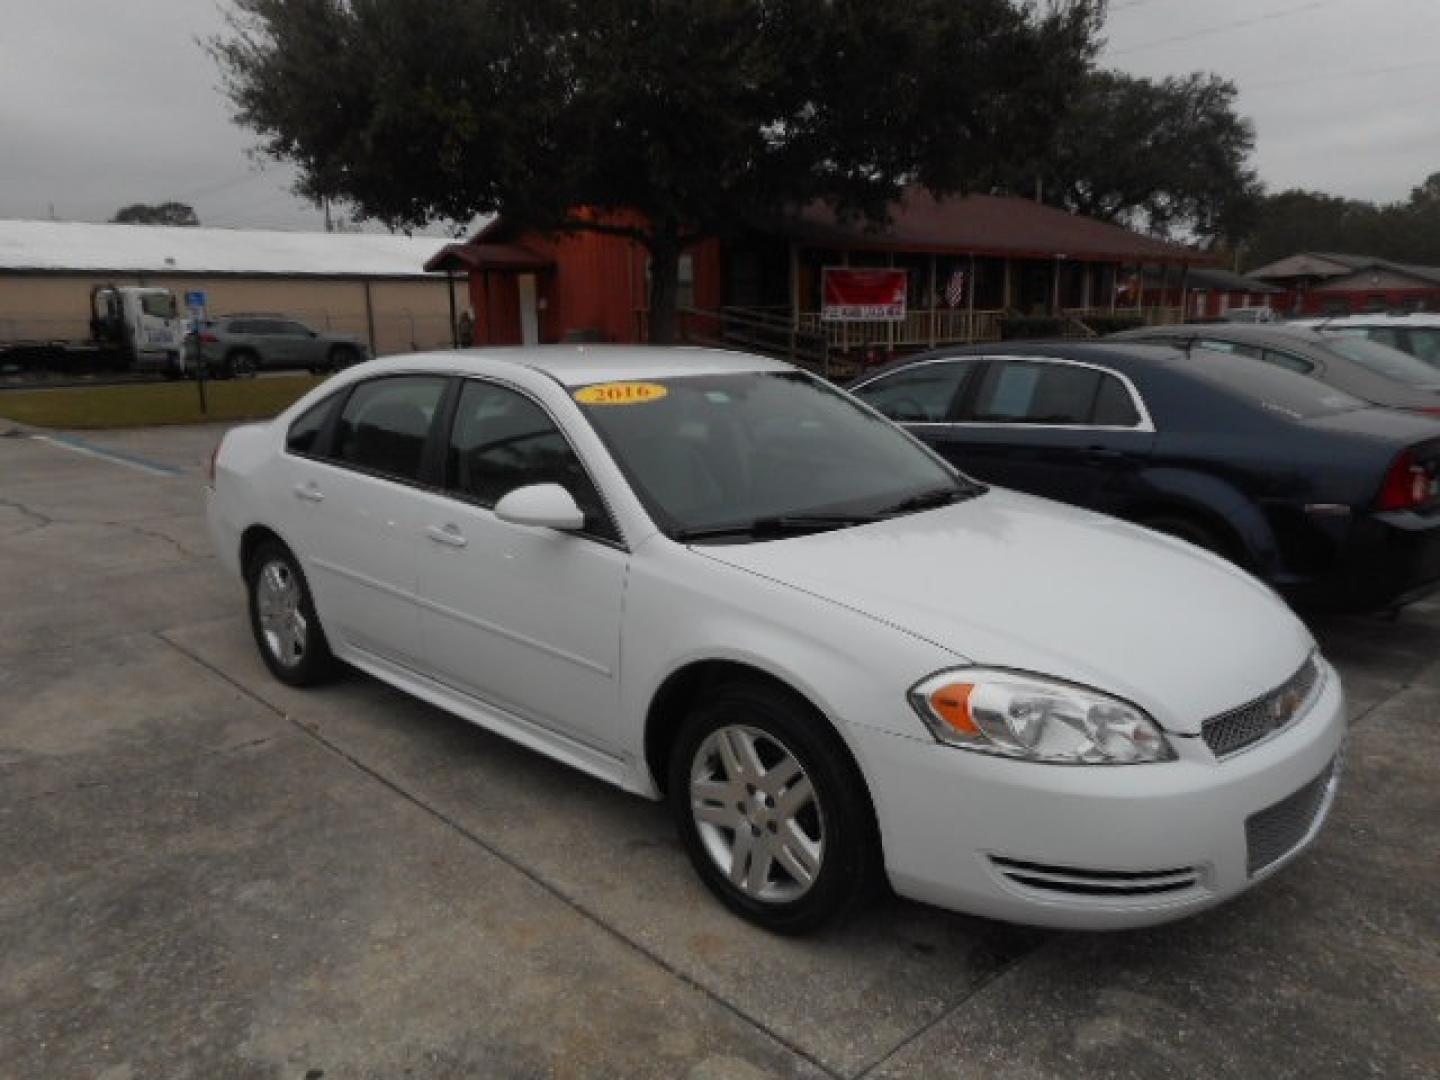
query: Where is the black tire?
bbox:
[668,680,880,934]
[226,349,259,379]
[245,540,335,687]
[327,345,361,372]
[1138,513,1228,558]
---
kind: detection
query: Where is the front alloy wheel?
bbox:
[670,681,879,934]
[690,725,825,902]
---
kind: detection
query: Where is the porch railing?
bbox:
[635,303,1190,375]
[796,308,1005,350]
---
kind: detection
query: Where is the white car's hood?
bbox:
[695,489,1315,734]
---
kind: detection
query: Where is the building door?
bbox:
[518,273,539,346]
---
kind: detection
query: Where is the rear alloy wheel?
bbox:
[669,681,878,934]
[246,541,334,686]
[227,350,259,379]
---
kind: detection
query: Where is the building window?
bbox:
[646,253,696,309]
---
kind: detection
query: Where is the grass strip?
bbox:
[0,376,324,429]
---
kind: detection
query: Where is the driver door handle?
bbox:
[292,482,325,503]
[426,523,469,548]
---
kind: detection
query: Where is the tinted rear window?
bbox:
[1186,348,1365,419]
[1324,336,1440,387]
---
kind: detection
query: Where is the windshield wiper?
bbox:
[676,513,880,543]
[881,486,979,516]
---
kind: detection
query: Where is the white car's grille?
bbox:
[1246,755,1339,876]
[1203,656,1321,759]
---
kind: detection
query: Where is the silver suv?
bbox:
[192,314,370,378]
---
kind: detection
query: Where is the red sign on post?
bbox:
[821,268,908,321]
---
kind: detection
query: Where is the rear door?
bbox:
[939,356,1157,510]
[283,373,450,668]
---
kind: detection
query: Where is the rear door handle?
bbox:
[426,524,468,548]
[292,482,325,503]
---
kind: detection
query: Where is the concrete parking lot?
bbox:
[2,421,1438,1080]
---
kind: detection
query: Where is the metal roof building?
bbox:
[0,220,467,355]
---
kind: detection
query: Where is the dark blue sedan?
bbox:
[850,342,1440,611]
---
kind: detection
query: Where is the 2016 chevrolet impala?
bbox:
[206,346,1346,933]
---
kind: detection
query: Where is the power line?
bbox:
[172,169,273,203]
[1108,0,1347,56]
[1244,58,1440,92]
[1109,0,1173,11]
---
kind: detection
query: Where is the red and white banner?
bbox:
[821,268,908,322]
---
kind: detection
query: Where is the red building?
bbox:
[1136,265,1282,320]
[426,191,1210,364]
[1247,252,1440,316]
[426,210,723,347]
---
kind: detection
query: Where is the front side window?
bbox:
[1199,338,1263,359]
[331,376,446,482]
[967,359,1141,427]
[1408,328,1440,367]
[447,381,619,542]
[140,292,177,319]
[853,362,970,422]
[1260,348,1315,375]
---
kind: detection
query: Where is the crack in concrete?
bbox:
[0,496,54,535]
[102,519,209,562]
[155,632,848,1080]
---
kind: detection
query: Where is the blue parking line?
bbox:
[34,433,185,477]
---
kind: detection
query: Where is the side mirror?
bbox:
[493,483,585,532]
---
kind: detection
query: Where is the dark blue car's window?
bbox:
[853,362,969,422]
[967,359,1141,427]
[1093,376,1142,426]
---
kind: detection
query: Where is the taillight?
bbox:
[1378,449,1438,511]
[200,332,220,344]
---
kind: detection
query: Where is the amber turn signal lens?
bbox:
[929,683,979,735]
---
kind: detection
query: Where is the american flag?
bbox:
[944,269,966,308]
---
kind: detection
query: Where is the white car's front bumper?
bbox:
[857,660,1347,930]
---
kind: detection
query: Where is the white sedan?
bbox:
[206,346,1346,933]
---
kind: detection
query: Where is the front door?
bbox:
[417,378,627,751]
[944,356,1155,511]
[518,274,540,346]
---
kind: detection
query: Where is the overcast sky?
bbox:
[2,0,1438,232]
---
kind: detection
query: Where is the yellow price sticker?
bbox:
[574,381,669,405]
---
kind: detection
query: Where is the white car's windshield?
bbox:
[575,370,980,541]
[1323,334,1440,388]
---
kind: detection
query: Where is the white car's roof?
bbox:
[1292,313,1440,328]
[361,344,793,387]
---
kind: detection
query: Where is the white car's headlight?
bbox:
[908,669,1175,764]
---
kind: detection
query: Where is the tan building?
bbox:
[0,220,468,356]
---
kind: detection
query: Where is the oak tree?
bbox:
[211,0,1101,342]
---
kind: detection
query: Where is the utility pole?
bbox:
[323,197,334,233]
